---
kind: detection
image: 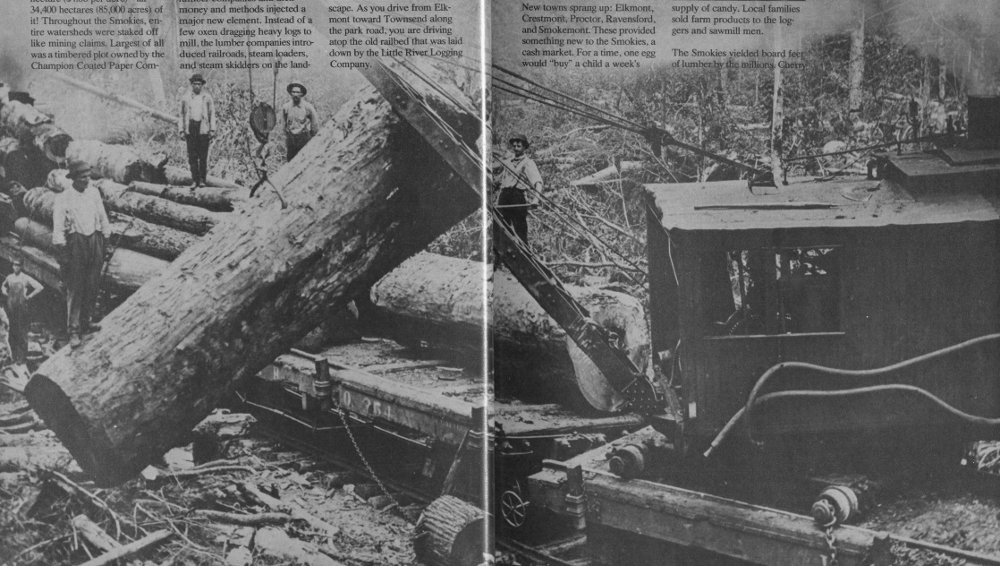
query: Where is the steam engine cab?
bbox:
[645,150,1000,448]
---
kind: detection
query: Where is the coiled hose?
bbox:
[704,333,1000,458]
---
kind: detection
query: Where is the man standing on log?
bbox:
[179,73,216,189]
[281,82,319,162]
[494,133,543,243]
[52,161,110,348]
[2,258,42,365]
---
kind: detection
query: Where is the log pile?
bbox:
[0,87,248,297]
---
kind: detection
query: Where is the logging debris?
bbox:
[0,405,420,565]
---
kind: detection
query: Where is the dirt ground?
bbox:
[0,395,421,566]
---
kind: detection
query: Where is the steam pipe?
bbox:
[704,333,1000,457]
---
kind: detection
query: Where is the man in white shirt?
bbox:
[281,82,319,161]
[495,133,543,243]
[179,73,216,188]
[52,161,111,347]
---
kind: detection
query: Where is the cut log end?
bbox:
[414,495,490,566]
[23,374,128,486]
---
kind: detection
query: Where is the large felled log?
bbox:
[94,179,223,235]
[15,215,194,262]
[65,140,168,185]
[22,186,201,259]
[163,165,243,190]
[0,100,73,162]
[129,181,246,213]
[25,59,481,485]
[370,252,651,410]
[29,181,220,238]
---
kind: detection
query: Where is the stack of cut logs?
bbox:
[0,85,246,296]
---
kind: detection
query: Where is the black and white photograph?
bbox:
[3,0,1000,565]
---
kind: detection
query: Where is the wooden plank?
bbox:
[583,474,886,566]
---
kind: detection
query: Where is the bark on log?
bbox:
[22,182,217,244]
[16,215,189,264]
[414,495,488,566]
[95,179,223,236]
[0,100,73,162]
[370,252,651,410]
[129,181,246,213]
[65,140,168,185]
[163,166,243,190]
[25,60,481,485]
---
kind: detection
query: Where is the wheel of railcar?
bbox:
[414,495,491,566]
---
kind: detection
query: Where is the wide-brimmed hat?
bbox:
[509,133,530,147]
[287,82,307,96]
[189,73,206,85]
[65,160,91,180]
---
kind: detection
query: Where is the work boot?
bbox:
[69,333,81,348]
[85,322,102,333]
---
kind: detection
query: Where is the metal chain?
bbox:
[336,408,401,508]
[822,525,840,566]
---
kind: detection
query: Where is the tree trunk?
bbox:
[847,0,865,117]
[0,100,73,163]
[24,61,481,486]
[370,252,650,410]
[129,181,246,213]
[65,140,168,185]
[15,215,195,262]
[25,181,222,238]
[95,179,224,235]
[163,166,243,190]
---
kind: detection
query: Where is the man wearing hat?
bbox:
[281,82,319,161]
[2,257,42,365]
[179,73,217,188]
[494,133,543,243]
[52,161,110,347]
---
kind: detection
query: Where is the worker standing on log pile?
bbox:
[52,161,110,348]
[494,133,543,243]
[179,74,217,189]
[2,258,42,365]
[281,82,319,161]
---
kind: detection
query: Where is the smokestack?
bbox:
[966,95,1000,149]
